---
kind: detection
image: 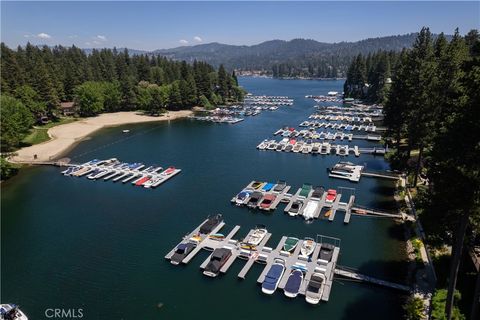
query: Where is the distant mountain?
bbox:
[150,34,421,70]
[82,47,148,56]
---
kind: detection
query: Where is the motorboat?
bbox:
[287,200,303,217]
[325,189,337,203]
[284,269,304,298]
[283,237,299,252]
[299,183,312,198]
[203,248,232,277]
[311,186,325,199]
[300,238,316,257]
[261,258,286,294]
[319,243,335,262]
[235,189,252,205]
[170,242,197,265]
[259,193,276,210]
[244,225,268,246]
[262,182,275,192]
[303,200,319,220]
[273,180,287,192]
[251,181,264,189]
[0,304,28,320]
[305,272,326,304]
[247,191,263,208]
[199,214,223,235]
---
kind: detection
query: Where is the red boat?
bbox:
[163,167,176,175]
[325,189,337,203]
[259,194,276,209]
[135,176,150,186]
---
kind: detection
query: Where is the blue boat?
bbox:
[261,259,285,295]
[262,182,275,192]
[284,269,304,298]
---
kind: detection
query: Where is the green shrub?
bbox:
[431,289,465,320]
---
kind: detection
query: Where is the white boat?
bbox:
[303,200,319,220]
[122,129,130,133]
[305,272,326,305]
[0,304,28,320]
[244,226,267,246]
[300,238,316,257]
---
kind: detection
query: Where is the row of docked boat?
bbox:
[244,94,294,106]
[189,115,244,124]
[328,161,364,182]
[314,107,383,119]
[284,184,338,220]
[257,139,360,156]
[232,180,288,211]
[305,94,342,103]
[273,127,354,141]
[299,121,377,132]
[308,114,373,123]
[61,158,181,189]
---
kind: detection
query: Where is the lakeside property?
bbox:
[8,110,192,163]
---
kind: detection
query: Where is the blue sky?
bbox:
[1,1,479,50]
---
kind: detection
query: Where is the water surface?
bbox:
[1,78,407,319]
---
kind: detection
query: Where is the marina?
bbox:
[166,219,410,304]
[2,78,408,319]
[61,158,181,189]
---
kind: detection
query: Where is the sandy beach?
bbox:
[9,110,192,163]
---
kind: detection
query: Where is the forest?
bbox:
[345,28,479,320]
[0,43,244,153]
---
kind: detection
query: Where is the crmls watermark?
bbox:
[45,308,84,319]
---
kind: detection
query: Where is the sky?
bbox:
[1,1,479,51]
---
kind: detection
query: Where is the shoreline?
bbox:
[9,110,192,163]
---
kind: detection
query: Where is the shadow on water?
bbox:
[387,222,407,242]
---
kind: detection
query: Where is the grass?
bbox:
[22,117,77,146]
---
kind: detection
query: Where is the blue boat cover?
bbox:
[262,263,284,290]
[284,270,303,293]
[262,183,275,191]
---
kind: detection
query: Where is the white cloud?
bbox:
[95,35,107,41]
[68,35,78,39]
[37,33,51,39]
[193,36,202,42]
[85,42,92,46]
[23,34,31,38]
[179,39,188,45]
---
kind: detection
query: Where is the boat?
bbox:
[189,234,202,243]
[303,200,319,220]
[244,225,267,246]
[234,189,252,205]
[0,304,28,320]
[261,258,286,294]
[299,183,312,198]
[311,186,325,199]
[259,193,276,210]
[325,189,337,203]
[287,200,303,217]
[262,182,275,192]
[273,180,287,192]
[161,167,176,175]
[170,242,197,265]
[251,181,264,189]
[324,209,333,217]
[247,191,263,208]
[319,243,335,262]
[284,269,304,298]
[199,214,223,235]
[203,247,232,277]
[300,238,316,257]
[283,237,299,252]
[208,233,225,240]
[122,129,130,133]
[305,272,326,304]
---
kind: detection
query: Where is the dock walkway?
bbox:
[334,266,411,292]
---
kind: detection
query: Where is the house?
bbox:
[59,102,77,116]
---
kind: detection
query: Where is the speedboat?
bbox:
[259,193,276,210]
[305,272,326,304]
[244,225,268,246]
[203,248,232,277]
[284,144,293,152]
[319,243,335,262]
[287,200,303,216]
[170,242,197,265]
[247,191,263,208]
[251,181,264,189]
[262,182,275,192]
[284,269,304,298]
[199,214,223,235]
[300,238,316,257]
[0,304,28,320]
[235,189,252,205]
[161,167,176,175]
[311,186,325,199]
[299,183,312,198]
[261,258,286,294]
[325,189,337,203]
[303,200,319,220]
[283,237,299,252]
[273,180,287,192]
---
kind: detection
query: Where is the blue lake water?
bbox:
[1,77,407,319]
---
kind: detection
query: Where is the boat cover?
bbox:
[284,270,303,293]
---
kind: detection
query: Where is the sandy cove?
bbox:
[10,110,192,163]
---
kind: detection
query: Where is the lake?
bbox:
[1,77,407,319]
